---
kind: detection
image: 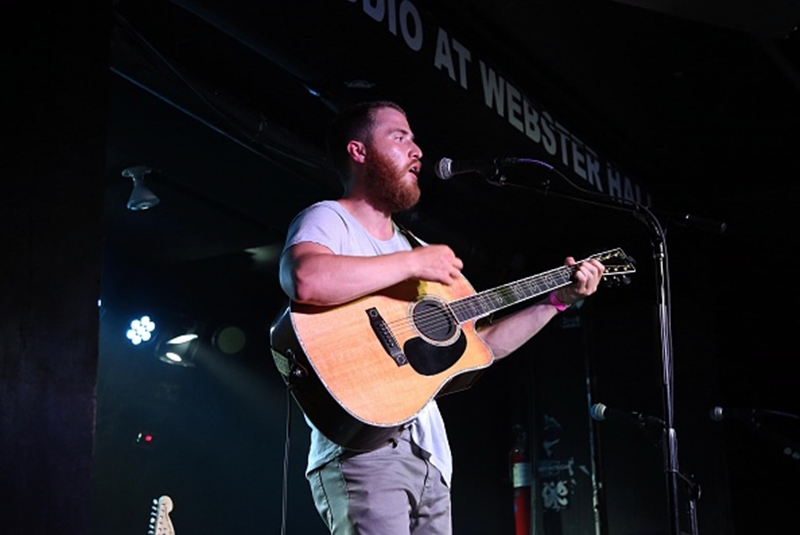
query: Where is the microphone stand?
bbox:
[483,159,717,535]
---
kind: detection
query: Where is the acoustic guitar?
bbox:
[271,248,635,451]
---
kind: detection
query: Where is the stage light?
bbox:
[212,325,246,355]
[156,328,199,367]
[123,165,160,211]
[159,351,192,366]
[166,333,198,345]
[126,315,156,345]
[135,431,156,448]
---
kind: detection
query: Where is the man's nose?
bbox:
[410,141,422,160]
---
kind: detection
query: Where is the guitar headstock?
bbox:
[148,495,176,535]
[588,248,636,288]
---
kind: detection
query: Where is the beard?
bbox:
[362,149,421,214]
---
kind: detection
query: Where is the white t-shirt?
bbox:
[281,200,453,486]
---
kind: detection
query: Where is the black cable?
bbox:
[111,8,322,170]
[281,386,292,535]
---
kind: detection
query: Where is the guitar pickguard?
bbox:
[404,332,467,375]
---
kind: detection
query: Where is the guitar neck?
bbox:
[450,264,574,323]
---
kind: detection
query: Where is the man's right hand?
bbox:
[409,245,463,285]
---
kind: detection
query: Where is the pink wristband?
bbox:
[549,291,571,312]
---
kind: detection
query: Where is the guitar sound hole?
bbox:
[412,299,457,343]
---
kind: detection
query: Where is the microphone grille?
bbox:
[590,402,607,421]
[434,157,453,180]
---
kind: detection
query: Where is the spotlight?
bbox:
[156,330,199,367]
[159,352,194,367]
[166,333,199,345]
[123,165,160,211]
[126,315,156,345]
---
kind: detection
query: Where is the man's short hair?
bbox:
[326,100,406,181]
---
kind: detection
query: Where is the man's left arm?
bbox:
[478,257,605,360]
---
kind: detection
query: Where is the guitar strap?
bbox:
[395,221,423,249]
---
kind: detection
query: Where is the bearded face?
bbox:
[362,143,421,213]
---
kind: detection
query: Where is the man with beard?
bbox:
[278,101,605,534]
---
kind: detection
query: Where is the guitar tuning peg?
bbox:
[601,275,629,289]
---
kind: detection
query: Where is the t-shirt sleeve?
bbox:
[282,202,347,255]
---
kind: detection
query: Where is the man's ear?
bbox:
[346,140,367,164]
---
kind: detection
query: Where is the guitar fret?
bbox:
[452,266,575,323]
[455,298,480,321]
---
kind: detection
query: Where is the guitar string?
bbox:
[377,267,576,337]
[377,255,631,337]
[298,253,630,366]
[318,253,627,346]
[388,268,573,333]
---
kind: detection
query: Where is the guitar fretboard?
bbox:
[450,265,574,323]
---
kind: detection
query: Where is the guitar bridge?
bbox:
[366,307,407,366]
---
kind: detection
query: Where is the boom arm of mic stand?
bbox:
[494,160,689,535]
[490,158,726,235]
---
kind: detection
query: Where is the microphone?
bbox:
[709,406,760,422]
[663,211,727,235]
[590,402,664,427]
[434,157,519,180]
[710,406,800,422]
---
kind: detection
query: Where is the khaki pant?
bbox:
[308,427,452,535]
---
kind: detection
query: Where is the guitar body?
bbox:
[271,275,494,451]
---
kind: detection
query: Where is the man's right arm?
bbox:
[279,242,464,306]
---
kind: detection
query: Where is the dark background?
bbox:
[5,1,800,534]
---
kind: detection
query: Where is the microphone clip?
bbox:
[485,171,507,187]
[486,157,523,186]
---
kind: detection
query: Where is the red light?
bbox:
[135,431,156,447]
